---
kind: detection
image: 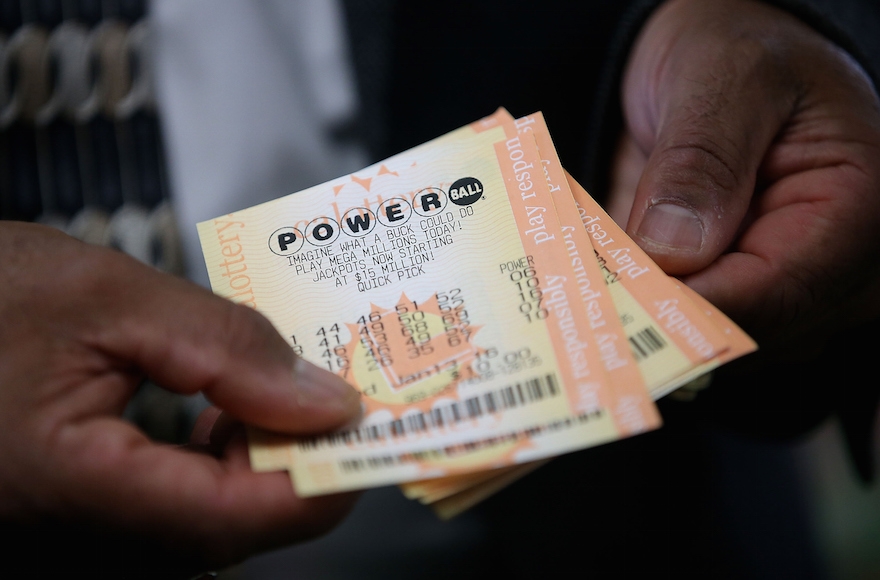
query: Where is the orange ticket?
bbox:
[400,112,661,507]
[566,172,740,398]
[398,113,663,502]
[199,112,659,496]
[402,114,755,511]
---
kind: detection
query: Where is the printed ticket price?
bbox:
[197,109,755,510]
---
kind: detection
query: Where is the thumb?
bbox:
[620,0,796,275]
[36,224,363,434]
[114,273,362,434]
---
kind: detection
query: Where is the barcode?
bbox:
[628,326,666,361]
[338,409,604,473]
[299,374,560,451]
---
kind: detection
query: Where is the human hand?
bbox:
[0,221,362,577]
[609,0,880,361]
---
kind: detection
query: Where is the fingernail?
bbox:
[293,358,361,412]
[637,203,703,251]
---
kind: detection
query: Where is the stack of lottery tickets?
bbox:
[197,109,756,519]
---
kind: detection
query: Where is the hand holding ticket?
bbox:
[197,109,755,516]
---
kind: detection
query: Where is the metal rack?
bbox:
[1,0,195,443]
[0,0,183,275]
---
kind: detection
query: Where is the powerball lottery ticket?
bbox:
[399,113,755,515]
[198,113,660,496]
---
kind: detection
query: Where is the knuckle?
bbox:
[770,259,832,338]
[220,300,278,353]
[216,300,289,374]
[655,137,743,198]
